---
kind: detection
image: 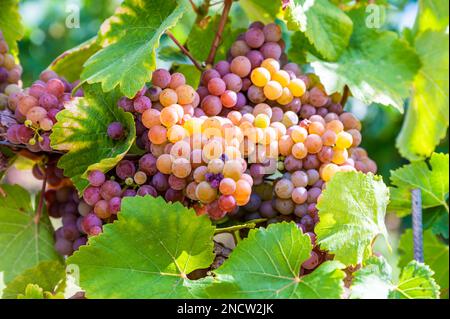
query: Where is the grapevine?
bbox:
[0,0,448,301]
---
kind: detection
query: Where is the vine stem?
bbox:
[340,85,350,107]
[34,170,47,224]
[165,31,203,71]
[206,0,233,66]
[188,0,199,14]
[411,188,424,263]
[214,218,267,234]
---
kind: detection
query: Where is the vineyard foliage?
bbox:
[0,0,448,299]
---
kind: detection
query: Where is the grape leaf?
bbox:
[187,15,244,63]
[413,0,449,35]
[389,153,449,217]
[238,0,281,23]
[315,172,390,266]
[389,260,440,299]
[351,256,440,299]
[396,31,449,161]
[285,0,353,61]
[67,196,215,299]
[201,222,345,298]
[0,0,24,57]
[398,229,448,298]
[81,0,189,98]
[308,8,421,112]
[50,84,136,192]
[288,31,324,65]
[0,184,60,284]
[16,284,64,299]
[49,37,101,82]
[350,256,393,299]
[2,260,66,299]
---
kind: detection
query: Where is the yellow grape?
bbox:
[336,131,353,149]
[159,88,178,107]
[282,111,299,128]
[308,121,325,136]
[219,177,236,195]
[250,67,271,87]
[288,78,306,97]
[321,163,340,182]
[175,84,196,105]
[254,113,270,128]
[208,158,225,174]
[172,158,191,178]
[332,147,348,164]
[148,125,168,144]
[276,87,294,105]
[290,125,308,143]
[263,81,283,100]
[160,107,179,127]
[325,120,344,133]
[156,154,173,174]
[261,58,280,75]
[193,166,208,183]
[195,181,218,204]
[40,118,53,131]
[167,125,187,143]
[278,135,294,156]
[142,109,161,128]
[292,142,308,159]
[223,160,243,181]
[272,70,290,87]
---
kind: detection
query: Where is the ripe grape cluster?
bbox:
[0,31,22,95]
[1,23,378,268]
[4,69,82,152]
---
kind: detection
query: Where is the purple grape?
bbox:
[168,174,187,191]
[117,97,134,112]
[152,172,169,192]
[260,200,278,218]
[88,170,106,187]
[214,61,230,77]
[55,238,73,256]
[222,73,243,92]
[115,160,136,180]
[243,193,261,212]
[83,186,101,206]
[164,188,184,203]
[62,223,80,241]
[107,122,125,140]
[73,237,87,251]
[139,154,157,176]
[109,197,122,214]
[260,42,282,60]
[133,95,152,113]
[39,93,59,109]
[152,69,171,88]
[245,28,265,48]
[100,180,122,200]
[81,213,103,234]
[122,189,137,197]
[137,185,157,197]
[246,50,264,70]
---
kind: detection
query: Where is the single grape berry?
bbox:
[107,122,125,140]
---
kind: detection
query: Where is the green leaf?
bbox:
[308,8,421,112]
[285,0,353,61]
[187,15,243,63]
[238,0,281,24]
[0,184,60,284]
[67,196,215,298]
[50,84,136,192]
[0,0,24,57]
[389,153,449,216]
[351,256,440,299]
[288,31,324,65]
[204,222,345,298]
[396,31,449,161]
[398,229,448,298]
[413,0,449,35]
[315,172,390,266]
[2,260,66,299]
[389,260,440,299]
[16,284,64,299]
[350,256,393,299]
[81,0,189,98]
[49,37,101,82]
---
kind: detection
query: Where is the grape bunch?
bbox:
[0,31,22,95]
[4,69,82,152]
